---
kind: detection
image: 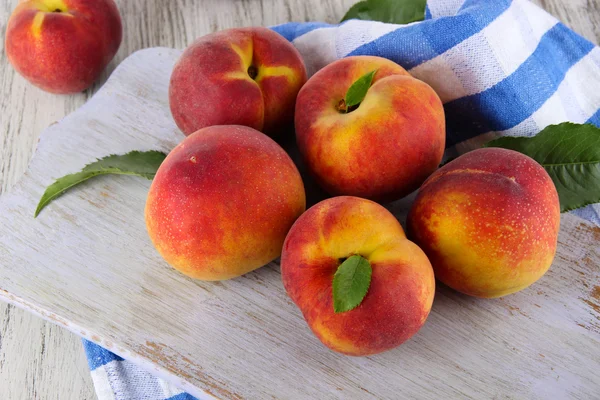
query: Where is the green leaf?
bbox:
[344,70,377,111]
[332,255,372,313]
[341,0,426,24]
[35,150,167,217]
[484,122,600,213]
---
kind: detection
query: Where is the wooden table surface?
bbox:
[0,0,598,399]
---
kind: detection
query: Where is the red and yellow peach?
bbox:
[294,55,445,202]
[281,196,435,356]
[5,0,122,93]
[169,27,307,137]
[407,148,560,298]
[145,125,306,281]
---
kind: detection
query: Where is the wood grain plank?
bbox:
[0,302,96,400]
[0,0,598,399]
[532,0,600,44]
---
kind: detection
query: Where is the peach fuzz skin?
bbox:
[295,56,445,203]
[169,27,307,137]
[281,196,435,356]
[407,148,560,298]
[145,125,306,281]
[5,0,122,94]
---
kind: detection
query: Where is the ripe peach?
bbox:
[281,196,435,356]
[169,27,307,137]
[407,148,560,298]
[295,56,445,202]
[5,0,122,94]
[145,125,306,281]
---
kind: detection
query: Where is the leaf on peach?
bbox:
[333,255,372,313]
[344,70,377,111]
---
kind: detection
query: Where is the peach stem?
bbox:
[336,99,359,114]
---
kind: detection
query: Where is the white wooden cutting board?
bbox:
[0,47,598,400]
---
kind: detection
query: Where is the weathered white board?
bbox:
[0,47,598,400]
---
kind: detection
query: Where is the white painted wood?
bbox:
[0,42,599,399]
[0,301,96,400]
[0,0,598,399]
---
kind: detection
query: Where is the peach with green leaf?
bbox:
[169,27,307,137]
[281,196,435,356]
[294,55,445,202]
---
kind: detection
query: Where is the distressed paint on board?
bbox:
[0,46,598,400]
[0,0,599,398]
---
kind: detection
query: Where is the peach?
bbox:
[281,196,435,356]
[169,27,307,137]
[145,125,306,281]
[294,56,445,202]
[407,148,560,298]
[5,0,122,94]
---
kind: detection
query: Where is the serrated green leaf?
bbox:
[332,255,372,313]
[35,150,167,217]
[344,70,377,111]
[341,0,426,24]
[484,122,600,213]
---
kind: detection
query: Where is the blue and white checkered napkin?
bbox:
[84,1,600,399]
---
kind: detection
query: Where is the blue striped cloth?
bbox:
[85,1,600,399]
[83,340,198,400]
